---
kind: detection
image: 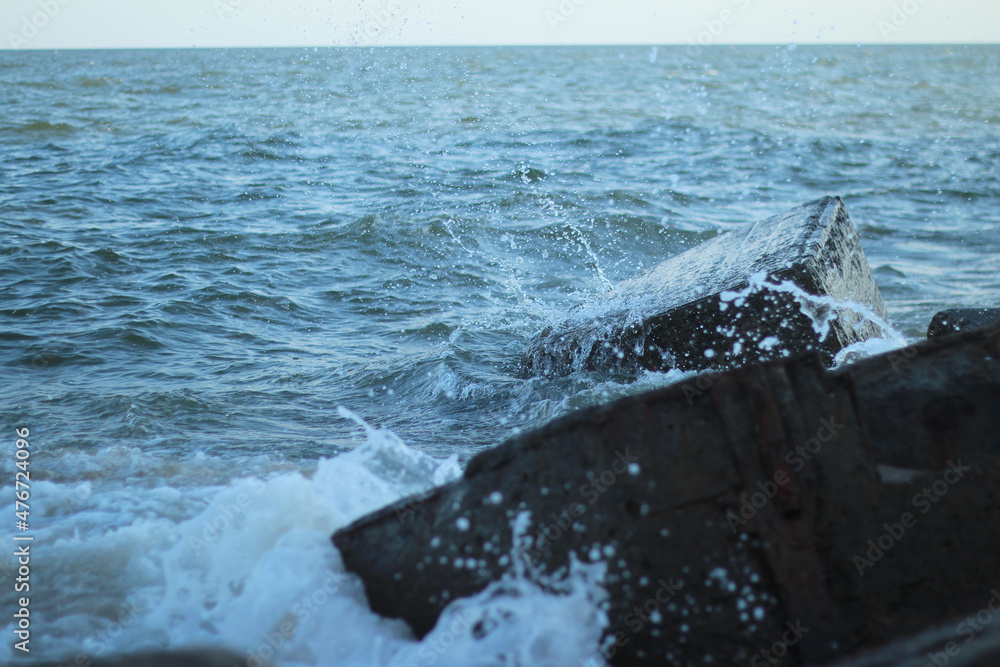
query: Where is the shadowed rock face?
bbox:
[928,308,1000,339]
[522,196,889,377]
[334,323,1000,666]
[836,324,1000,470]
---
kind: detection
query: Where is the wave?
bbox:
[3,120,79,135]
[0,418,608,666]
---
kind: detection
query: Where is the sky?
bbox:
[1,0,998,50]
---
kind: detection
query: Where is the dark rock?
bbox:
[522,196,889,376]
[928,308,1000,339]
[334,323,1000,666]
[836,322,1000,469]
[825,606,1000,666]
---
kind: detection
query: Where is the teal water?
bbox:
[1,45,999,665]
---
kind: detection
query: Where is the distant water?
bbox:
[1,45,998,665]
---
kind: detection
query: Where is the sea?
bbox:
[2,44,999,665]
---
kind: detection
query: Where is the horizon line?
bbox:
[2,41,999,52]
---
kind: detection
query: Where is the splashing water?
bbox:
[387,511,609,667]
[3,415,609,666]
[541,197,616,295]
[5,44,999,667]
[720,271,908,349]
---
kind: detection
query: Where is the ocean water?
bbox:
[1,45,999,665]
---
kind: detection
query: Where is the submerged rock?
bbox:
[927,307,1000,339]
[522,196,889,376]
[334,322,1000,666]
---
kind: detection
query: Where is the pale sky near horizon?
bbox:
[1,0,998,50]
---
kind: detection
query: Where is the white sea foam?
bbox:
[720,271,904,344]
[832,335,911,368]
[0,414,607,666]
[386,512,608,667]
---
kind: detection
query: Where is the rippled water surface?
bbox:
[2,45,999,664]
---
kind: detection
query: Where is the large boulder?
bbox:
[522,196,889,376]
[334,322,1000,666]
[927,307,1000,339]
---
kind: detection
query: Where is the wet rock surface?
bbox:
[335,323,1000,666]
[835,323,1000,470]
[927,307,1000,339]
[522,196,889,377]
[826,608,1000,667]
